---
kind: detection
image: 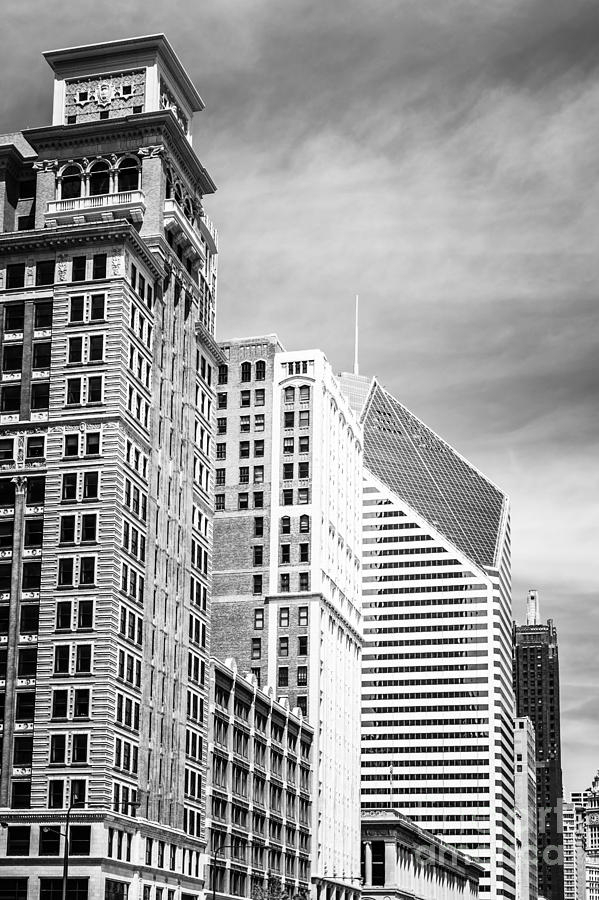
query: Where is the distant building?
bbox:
[204,657,313,900]
[573,772,599,900]
[0,33,218,900]
[514,717,538,899]
[211,338,363,900]
[513,591,564,900]
[563,801,586,900]
[339,373,515,899]
[361,808,484,900]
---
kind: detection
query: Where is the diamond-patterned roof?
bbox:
[362,380,507,570]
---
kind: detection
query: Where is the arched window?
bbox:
[61,165,82,200]
[174,183,183,207]
[117,157,139,193]
[284,387,295,404]
[281,517,291,535]
[184,199,194,223]
[299,385,310,402]
[299,515,310,534]
[89,161,110,197]
[241,362,251,383]
[255,360,266,381]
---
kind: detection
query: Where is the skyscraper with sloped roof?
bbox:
[339,373,516,900]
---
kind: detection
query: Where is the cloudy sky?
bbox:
[1,0,598,791]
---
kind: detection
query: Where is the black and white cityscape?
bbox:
[0,6,596,900]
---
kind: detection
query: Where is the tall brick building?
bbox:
[211,336,363,900]
[0,35,219,900]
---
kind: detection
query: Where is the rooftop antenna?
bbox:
[526,589,540,625]
[353,294,359,376]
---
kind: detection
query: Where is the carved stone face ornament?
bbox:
[94,81,115,107]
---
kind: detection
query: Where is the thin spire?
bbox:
[526,589,540,625]
[353,294,359,375]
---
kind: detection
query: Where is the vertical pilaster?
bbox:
[0,475,26,805]
[364,841,372,886]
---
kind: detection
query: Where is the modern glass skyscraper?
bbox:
[513,592,564,900]
[340,374,516,900]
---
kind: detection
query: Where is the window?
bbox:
[254,414,264,432]
[254,440,264,457]
[240,390,250,407]
[279,637,289,657]
[299,572,310,591]
[284,412,294,428]
[281,544,290,564]
[39,827,61,856]
[282,490,293,506]
[73,689,90,718]
[298,461,309,479]
[251,638,261,660]
[68,337,83,364]
[90,295,105,319]
[0,440,14,462]
[72,734,88,764]
[254,466,264,483]
[50,734,66,764]
[215,494,225,511]
[79,557,96,586]
[239,466,249,484]
[81,514,96,542]
[26,476,44,505]
[283,463,293,480]
[87,377,102,403]
[52,690,68,719]
[298,606,308,626]
[296,696,308,717]
[299,386,310,402]
[254,517,264,537]
[253,546,263,566]
[298,635,308,656]
[253,492,263,509]
[26,436,45,459]
[218,364,228,385]
[283,437,294,454]
[75,645,92,674]
[35,301,53,329]
[299,543,309,562]
[241,362,251,382]
[6,826,30,856]
[60,515,76,544]
[217,393,227,409]
[67,378,81,405]
[78,601,93,630]
[255,360,266,381]
[85,433,100,455]
[217,418,226,435]
[284,386,295,403]
[255,389,265,406]
[58,559,74,587]
[297,666,308,686]
[48,780,64,808]
[36,260,55,286]
[6,265,25,290]
[56,601,71,630]
[299,436,310,453]
[31,383,50,410]
[279,608,289,627]
[72,258,86,282]
[240,416,250,433]
[238,493,249,510]
[1,385,21,413]
[117,157,140,192]
[281,517,291,535]
[298,488,310,504]
[22,561,41,591]
[216,443,226,460]
[215,469,225,486]
[89,161,110,196]
[89,335,104,361]
[239,441,250,458]
[278,667,288,688]
[69,825,91,856]
[2,345,22,372]
[254,609,264,630]
[54,646,70,675]
[299,410,310,427]
[253,574,262,595]
[280,574,290,592]
[83,472,98,499]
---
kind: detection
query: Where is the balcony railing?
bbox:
[46,190,146,225]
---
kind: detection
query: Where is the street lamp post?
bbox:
[212,841,232,900]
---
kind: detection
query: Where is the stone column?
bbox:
[384,840,396,887]
[364,841,372,886]
[0,475,26,805]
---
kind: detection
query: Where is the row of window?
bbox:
[3,300,52,331]
[2,342,51,372]
[253,607,309,629]
[58,156,141,198]
[217,389,265,409]
[215,491,263,512]
[218,361,267,384]
[4,254,107,290]
[1,382,49,413]
[283,411,309,428]
[217,414,265,434]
